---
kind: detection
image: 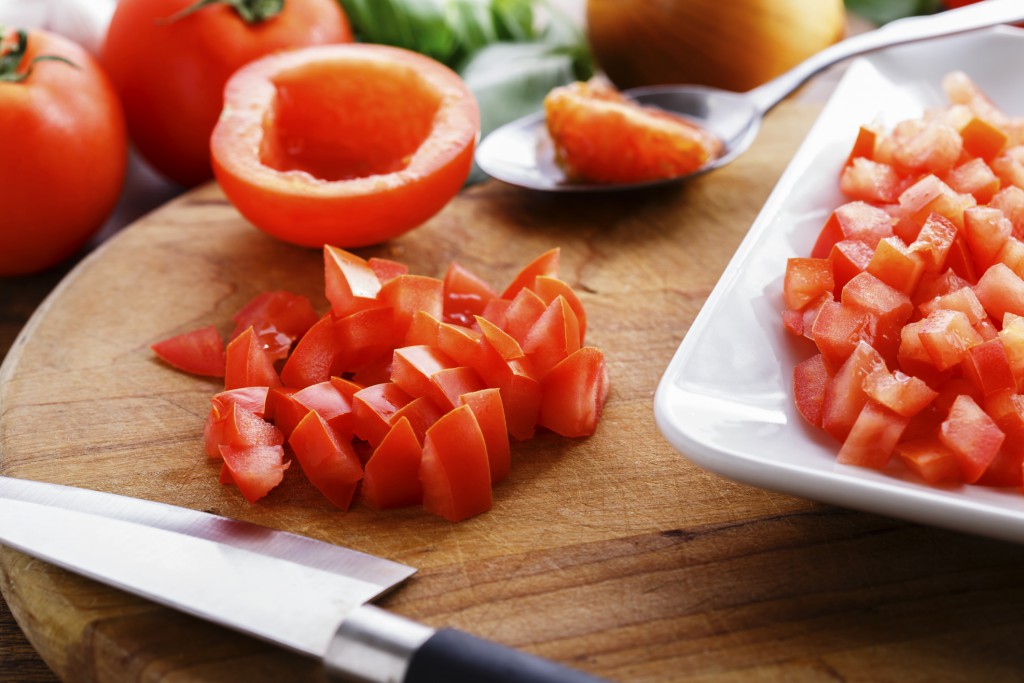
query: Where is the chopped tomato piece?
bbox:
[821,341,886,442]
[224,327,282,390]
[862,368,937,418]
[793,354,830,428]
[976,262,1024,321]
[895,437,961,485]
[289,411,363,510]
[151,325,226,377]
[538,346,609,438]
[442,261,497,326]
[866,237,925,295]
[379,274,444,338]
[362,417,423,509]
[459,388,510,484]
[533,275,588,342]
[522,296,583,378]
[352,382,413,446]
[784,258,834,311]
[420,404,492,522]
[219,444,289,503]
[939,394,1005,483]
[279,314,342,389]
[501,248,560,299]
[837,402,909,470]
[230,291,319,361]
[324,245,382,317]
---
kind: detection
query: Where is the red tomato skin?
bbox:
[362,417,423,510]
[224,327,283,390]
[151,325,226,377]
[538,347,609,438]
[1,29,127,276]
[288,411,363,510]
[420,405,493,522]
[101,0,352,187]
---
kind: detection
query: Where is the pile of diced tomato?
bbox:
[784,71,1024,487]
[152,246,608,521]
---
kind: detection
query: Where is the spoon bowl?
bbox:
[475,0,1024,192]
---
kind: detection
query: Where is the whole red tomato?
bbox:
[0,28,128,277]
[101,0,353,188]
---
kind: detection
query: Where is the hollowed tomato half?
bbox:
[211,43,480,248]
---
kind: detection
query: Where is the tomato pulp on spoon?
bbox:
[211,43,480,248]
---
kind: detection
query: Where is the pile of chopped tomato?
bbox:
[152,247,609,521]
[785,70,1024,487]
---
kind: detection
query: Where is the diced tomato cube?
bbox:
[889,118,963,176]
[811,300,876,374]
[946,158,1001,205]
[990,185,1024,238]
[820,341,886,441]
[918,287,987,326]
[939,394,1005,483]
[866,236,925,295]
[784,257,834,311]
[391,345,457,403]
[841,271,913,342]
[280,313,342,389]
[836,401,908,470]
[813,202,895,259]
[840,157,905,203]
[899,174,974,232]
[998,314,1024,390]
[960,117,1009,161]
[829,240,874,294]
[895,437,961,485]
[404,310,442,347]
[962,339,1016,397]
[917,309,985,371]
[863,367,937,418]
[367,256,409,284]
[911,268,971,307]
[430,366,486,411]
[976,262,1024,322]
[908,212,959,273]
[992,154,1024,205]
[845,125,878,165]
[963,206,1012,273]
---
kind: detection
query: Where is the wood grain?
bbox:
[4,102,1024,683]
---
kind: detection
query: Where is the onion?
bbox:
[0,0,115,55]
[585,0,846,93]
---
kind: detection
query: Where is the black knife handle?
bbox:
[324,604,611,683]
[405,628,610,683]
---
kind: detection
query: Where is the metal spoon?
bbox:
[475,0,1024,192]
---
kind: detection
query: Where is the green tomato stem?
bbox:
[160,0,285,25]
[0,28,77,83]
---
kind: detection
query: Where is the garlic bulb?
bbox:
[0,0,115,55]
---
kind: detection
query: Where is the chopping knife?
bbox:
[0,476,609,682]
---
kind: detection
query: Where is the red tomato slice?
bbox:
[533,275,588,342]
[352,382,414,446]
[280,314,342,389]
[151,325,226,377]
[362,417,423,510]
[522,296,583,378]
[379,274,444,338]
[289,411,363,510]
[503,287,549,345]
[420,404,492,522]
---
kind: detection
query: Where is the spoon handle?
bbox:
[746,0,1024,115]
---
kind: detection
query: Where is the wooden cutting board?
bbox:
[5,102,1024,683]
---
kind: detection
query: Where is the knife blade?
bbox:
[0,476,609,683]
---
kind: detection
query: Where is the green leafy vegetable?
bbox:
[843,0,943,24]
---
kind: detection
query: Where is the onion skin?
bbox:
[586,0,846,93]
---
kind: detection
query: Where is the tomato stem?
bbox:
[0,28,77,83]
[160,0,285,25]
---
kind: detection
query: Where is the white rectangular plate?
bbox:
[654,27,1024,544]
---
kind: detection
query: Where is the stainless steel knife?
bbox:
[0,475,609,683]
